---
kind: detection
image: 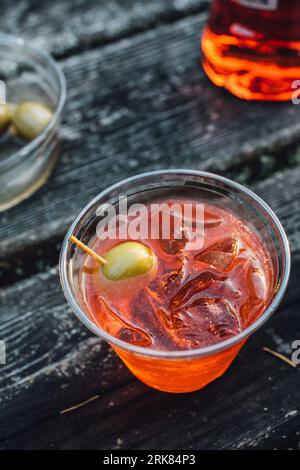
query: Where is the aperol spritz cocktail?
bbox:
[60,171,290,393]
[83,200,273,349]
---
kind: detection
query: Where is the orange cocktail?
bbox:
[60,171,290,393]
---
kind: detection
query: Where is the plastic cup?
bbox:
[60,170,290,393]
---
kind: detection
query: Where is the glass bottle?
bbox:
[201,0,300,101]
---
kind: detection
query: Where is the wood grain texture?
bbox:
[0,167,299,450]
[1,13,300,260]
[0,0,209,57]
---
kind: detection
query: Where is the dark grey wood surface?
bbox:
[0,0,299,451]
[0,0,209,58]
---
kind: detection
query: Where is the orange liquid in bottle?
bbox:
[201,0,300,101]
[80,198,274,392]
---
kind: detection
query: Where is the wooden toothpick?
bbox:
[60,394,100,415]
[262,347,297,368]
[69,235,107,265]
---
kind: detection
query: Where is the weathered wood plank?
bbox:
[1,13,300,262]
[0,167,299,450]
[0,0,208,57]
[255,169,300,255]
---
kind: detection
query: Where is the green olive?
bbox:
[102,241,154,281]
[13,101,53,140]
[0,104,12,133]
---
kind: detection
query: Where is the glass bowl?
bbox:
[0,33,66,211]
[60,170,291,393]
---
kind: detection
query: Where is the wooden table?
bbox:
[0,0,300,450]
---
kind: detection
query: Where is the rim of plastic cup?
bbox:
[0,33,66,171]
[59,170,291,359]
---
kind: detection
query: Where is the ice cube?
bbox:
[195,237,238,270]
[204,210,222,229]
[247,266,267,300]
[147,267,184,303]
[205,298,240,337]
[116,327,152,347]
[160,236,187,255]
[159,222,188,255]
[176,297,241,345]
[239,297,263,327]
[169,271,226,310]
[94,296,152,347]
[131,289,180,350]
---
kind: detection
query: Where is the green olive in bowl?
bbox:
[13,101,53,140]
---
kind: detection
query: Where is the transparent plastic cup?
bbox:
[0,33,66,211]
[59,170,290,393]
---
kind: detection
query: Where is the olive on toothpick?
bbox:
[69,236,155,281]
